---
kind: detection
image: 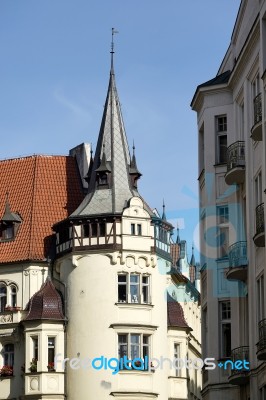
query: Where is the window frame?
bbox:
[117,273,151,304]
[219,300,231,358]
[118,333,151,371]
[216,115,227,164]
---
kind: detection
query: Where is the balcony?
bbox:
[251,93,262,141]
[257,319,266,360]
[228,346,249,386]
[225,141,245,185]
[226,241,247,281]
[253,203,265,247]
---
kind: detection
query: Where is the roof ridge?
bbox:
[0,154,71,163]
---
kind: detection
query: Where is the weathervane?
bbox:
[111,28,119,68]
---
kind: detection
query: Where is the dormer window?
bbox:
[99,173,108,186]
[0,222,14,241]
[0,197,22,242]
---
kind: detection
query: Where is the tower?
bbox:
[53,42,173,399]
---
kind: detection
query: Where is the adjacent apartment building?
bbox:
[0,50,201,399]
[191,0,266,399]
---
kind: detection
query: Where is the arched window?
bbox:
[3,344,14,366]
[0,284,7,312]
[10,285,17,308]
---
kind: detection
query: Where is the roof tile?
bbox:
[0,155,84,263]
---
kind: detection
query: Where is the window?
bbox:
[118,333,150,370]
[174,343,181,377]
[3,344,14,367]
[117,273,150,304]
[131,224,135,235]
[91,223,97,237]
[217,227,229,258]
[216,115,227,164]
[257,275,265,323]
[217,205,229,224]
[217,205,229,259]
[0,223,14,241]
[32,336,39,361]
[131,223,142,236]
[48,337,55,365]
[0,284,7,312]
[10,285,17,307]
[0,283,18,311]
[99,222,106,236]
[255,172,262,206]
[199,124,204,172]
[130,275,140,303]
[220,301,231,358]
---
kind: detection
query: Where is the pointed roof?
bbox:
[162,200,166,221]
[167,294,190,329]
[175,226,180,244]
[24,277,64,321]
[1,193,22,223]
[190,245,196,266]
[71,59,142,217]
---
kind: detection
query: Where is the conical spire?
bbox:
[162,200,166,221]
[176,224,180,244]
[190,245,196,266]
[71,32,141,217]
[2,192,22,222]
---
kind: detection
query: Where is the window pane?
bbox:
[118,335,128,359]
[222,323,231,357]
[91,223,97,237]
[130,334,140,359]
[131,224,135,235]
[137,224,142,235]
[130,275,139,303]
[142,276,149,303]
[219,135,227,163]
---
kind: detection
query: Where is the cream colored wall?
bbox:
[0,262,49,399]
[55,197,170,400]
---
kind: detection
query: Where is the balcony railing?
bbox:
[225,141,245,185]
[226,241,248,281]
[251,93,262,141]
[228,346,249,385]
[253,203,265,247]
[257,319,266,360]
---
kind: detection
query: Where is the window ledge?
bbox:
[115,302,154,308]
[0,375,14,379]
[118,369,154,375]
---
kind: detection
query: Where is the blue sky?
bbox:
[0,0,240,261]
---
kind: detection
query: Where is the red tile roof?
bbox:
[0,155,84,264]
[167,294,191,330]
[24,277,64,321]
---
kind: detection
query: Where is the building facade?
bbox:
[191,1,266,399]
[0,54,201,399]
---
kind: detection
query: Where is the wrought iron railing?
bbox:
[227,141,245,172]
[254,93,262,125]
[257,319,266,353]
[228,241,247,268]
[255,203,264,235]
[230,346,249,376]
